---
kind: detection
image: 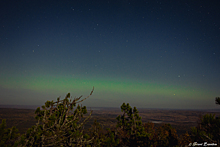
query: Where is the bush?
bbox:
[1,91,220,147]
[17,87,99,147]
[0,119,20,147]
[190,113,220,145]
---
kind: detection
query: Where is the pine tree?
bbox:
[215,97,220,105]
[190,97,220,145]
[0,119,20,147]
[17,87,99,147]
[115,103,151,146]
[154,124,179,147]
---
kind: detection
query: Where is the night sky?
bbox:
[0,0,220,109]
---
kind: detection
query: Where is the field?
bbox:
[0,107,220,136]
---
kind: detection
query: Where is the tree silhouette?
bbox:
[17,87,98,146]
[0,119,20,147]
[190,96,220,145]
[2,91,220,146]
[215,97,220,105]
[115,103,151,146]
[154,123,179,147]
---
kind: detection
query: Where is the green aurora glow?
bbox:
[0,74,213,103]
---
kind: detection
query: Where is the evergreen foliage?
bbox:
[115,103,151,146]
[154,124,179,147]
[190,97,220,145]
[190,114,220,145]
[0,90,219,147]
[0,119,20,147]
[17,87,98,147]
[178,131,192,146]
[216,97,220,105]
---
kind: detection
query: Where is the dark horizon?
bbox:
[1,104,220,112]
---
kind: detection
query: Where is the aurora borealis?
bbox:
[0,0,220,109]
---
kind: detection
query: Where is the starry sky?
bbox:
[0,0,220,109]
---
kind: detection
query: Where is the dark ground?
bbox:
[0,107,220,136]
